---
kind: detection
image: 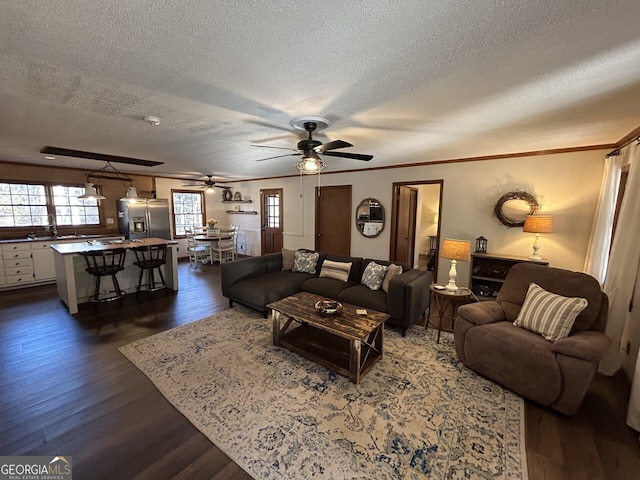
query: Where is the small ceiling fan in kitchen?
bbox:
[182,174,230,193]
[252,116,373,174]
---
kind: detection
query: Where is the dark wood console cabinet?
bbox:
[470,253,548,300]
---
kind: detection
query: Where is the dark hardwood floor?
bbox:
[1,260,639,479]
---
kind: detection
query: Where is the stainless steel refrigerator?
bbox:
[117,198,172,240]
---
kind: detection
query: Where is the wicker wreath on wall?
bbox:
[492,191,539,228]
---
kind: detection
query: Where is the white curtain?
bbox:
[601,142,640,376]
[594,141,640,434]
[629,312,640,433]
[583,155,623,283]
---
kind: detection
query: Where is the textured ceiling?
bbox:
[1,0,640,182]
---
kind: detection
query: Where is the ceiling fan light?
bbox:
[206,186,215,194]
[304,158,319,171]
[296,156,326,175]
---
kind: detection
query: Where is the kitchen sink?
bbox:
[26,234,88,240]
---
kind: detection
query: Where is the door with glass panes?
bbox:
[260,188,283,254]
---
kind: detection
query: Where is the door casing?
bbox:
[389,180,443,270]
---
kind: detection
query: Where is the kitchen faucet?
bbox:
[46,213,58,237]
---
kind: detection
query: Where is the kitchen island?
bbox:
[51,237,179,314]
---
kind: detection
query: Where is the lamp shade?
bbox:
[523,215,554,233]
[441,238,471,261]
[78,183,106,200]
[121,186,140,203]
[125,186,138,198]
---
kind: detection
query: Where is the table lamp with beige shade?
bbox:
[523,214,554,260]
[441,238,471,292]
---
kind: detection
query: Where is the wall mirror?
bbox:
[356,198,384,237]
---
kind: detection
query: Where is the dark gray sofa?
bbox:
[221,251,431,336]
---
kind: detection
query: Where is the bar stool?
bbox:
[81,248,127,303]
[132,244,167,294]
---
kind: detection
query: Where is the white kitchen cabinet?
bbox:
[2,242,34,287]
[32,247,56,281]
[0,236,125,291]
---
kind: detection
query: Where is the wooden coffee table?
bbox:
[268,291,389,384]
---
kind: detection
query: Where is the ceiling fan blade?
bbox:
[255,153,299,162]
[317,139,353,152]
[322,151,373,161]
[251,144,297,151]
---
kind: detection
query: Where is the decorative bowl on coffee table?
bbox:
[314,300,343,316]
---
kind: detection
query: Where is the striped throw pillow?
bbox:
[514,282,588,342]
[319,260,352,282]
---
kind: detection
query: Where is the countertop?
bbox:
[0,234,122,245]
[50,237,177,255]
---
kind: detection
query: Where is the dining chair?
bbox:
[230,224,239,259]
[185,228,209,266]
[211,227,236,263]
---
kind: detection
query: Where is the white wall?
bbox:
[154,150,606,279]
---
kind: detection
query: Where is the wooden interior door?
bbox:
[315,185,351,255]
[260,188,283,255]
[391,185,418,266]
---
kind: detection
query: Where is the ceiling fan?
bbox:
[252,117,373,173]
[182,174,230,191]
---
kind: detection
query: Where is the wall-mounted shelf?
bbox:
[222,200,252,203]
[225,210,258,215]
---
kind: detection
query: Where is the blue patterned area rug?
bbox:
[119,306,527,479]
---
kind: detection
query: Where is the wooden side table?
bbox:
[428,284,472,343]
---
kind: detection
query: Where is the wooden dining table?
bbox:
[193,233,232,243]
[193,233,235,264]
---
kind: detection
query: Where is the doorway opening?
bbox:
[389,180,443,273]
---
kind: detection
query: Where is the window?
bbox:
[263,191,281,228]
[52,185,100,226]
[0,181,101,229]
[172,190,205,237]
[611,164,630,249]
[0,182,48,227]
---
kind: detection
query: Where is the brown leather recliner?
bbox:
[454,263,610,415]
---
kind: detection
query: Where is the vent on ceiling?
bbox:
[40,146,163,167]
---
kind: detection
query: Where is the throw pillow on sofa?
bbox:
[319,259,352,282]
[514,282,588,342]
[382,263,403,293]
[361,261,388,290]
[281,248,296,271]
[292,251,320,274]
